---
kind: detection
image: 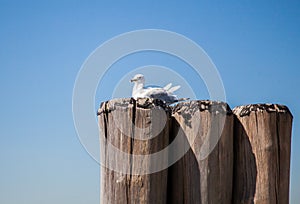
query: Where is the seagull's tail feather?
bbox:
[163,83,172,91]
[168,85,181,93]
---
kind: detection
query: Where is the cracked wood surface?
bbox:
[98,99,292,204]
[98,98,170,204]
[168,101,233,204]
[233,104,293,204]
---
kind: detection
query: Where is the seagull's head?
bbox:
[130,74,145,84]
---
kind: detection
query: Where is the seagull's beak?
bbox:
[130,79,136,82]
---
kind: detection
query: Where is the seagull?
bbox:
[130,74,188,104]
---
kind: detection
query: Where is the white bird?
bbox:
[130,74,187,104]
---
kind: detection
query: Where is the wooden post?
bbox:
[98,98,170,204]
[233,104,293,204]
[168,100,233,204]
[97,99,293,204]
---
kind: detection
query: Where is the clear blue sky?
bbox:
[1,1,299,203]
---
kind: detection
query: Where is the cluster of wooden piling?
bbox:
[97,98,292,204]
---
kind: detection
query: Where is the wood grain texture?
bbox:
[168,100,233,204]
[233,104,293,204]
[98,98,170,204]
[98,99,293,204]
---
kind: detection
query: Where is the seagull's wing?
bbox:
[143,87,165,96]
[150,92,177,103]
[168,85,181,93]
[144,87,177,103]
[145,85,161,89]
[163,83,172,91]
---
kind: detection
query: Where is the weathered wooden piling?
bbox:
[98,98,170,204]
[97,99,293,204]
[233,104,293,204]
[168,100,233,204]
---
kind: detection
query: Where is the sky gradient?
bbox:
[1,1,299,203]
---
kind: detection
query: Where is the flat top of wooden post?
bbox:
[233,103,292,117]
[172,100,232,115]
[97,98,171,115]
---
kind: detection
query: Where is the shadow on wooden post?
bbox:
[97,99,293,204]
[232,115,257,204]
[233,104,293,204]
[168,100,234,204]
